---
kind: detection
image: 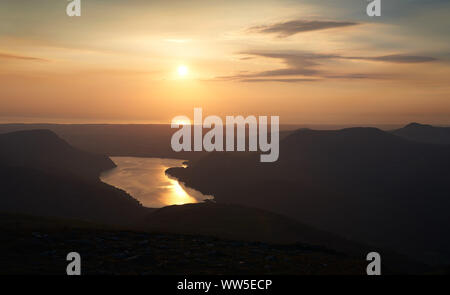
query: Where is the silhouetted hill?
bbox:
[0,129,115,179]
[167,127,450,264]
[392,122,450,144]
[0,166,146,225]
[0,130,146,225]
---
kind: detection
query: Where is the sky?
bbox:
[0,0,449,124]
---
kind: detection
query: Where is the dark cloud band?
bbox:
[0,53,47,62]
[248,20,359,37]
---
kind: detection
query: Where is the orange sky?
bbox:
[1,0,449,124]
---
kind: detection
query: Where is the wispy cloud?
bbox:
[0,52,48,62]
[352,54,438,63]
[214,51,437,82]
[247,19,359,37]
[240,78,319,83]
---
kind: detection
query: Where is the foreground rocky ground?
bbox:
[0,214,366,275]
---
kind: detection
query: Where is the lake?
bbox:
[100,157,213,208]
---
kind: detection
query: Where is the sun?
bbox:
[177,65,189,77]
[173,118,191,125]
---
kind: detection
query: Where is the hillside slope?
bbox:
[167,127,450,264]
[0,130,146,225]
[0,212,370,275]
[0,129,115,179]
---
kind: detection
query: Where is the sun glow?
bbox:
[177,65,189,77]
[173,118,191,125]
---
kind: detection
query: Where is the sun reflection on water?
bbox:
[100,157,212,208]
[162,177,197,205]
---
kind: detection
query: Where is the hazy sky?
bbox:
[1,0,449,124]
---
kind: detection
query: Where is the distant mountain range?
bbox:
[0,124,295,161]
[391,122,450,144]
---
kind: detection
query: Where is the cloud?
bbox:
[0,52,48,62]
[248,20,359,37]
[240,78,319,83]
[214,51,436,82]
[216,51,333,81]
[353,54,438,63]
[323,73,390,80]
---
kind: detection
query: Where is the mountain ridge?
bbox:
[392,122,450,144]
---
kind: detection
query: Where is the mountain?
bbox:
[167,127,450,264]
[392,122,450,144]
[0,129,115,179]
[0,124,198,160]
[0,130,146,225]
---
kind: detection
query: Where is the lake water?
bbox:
[100,157,213,208]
